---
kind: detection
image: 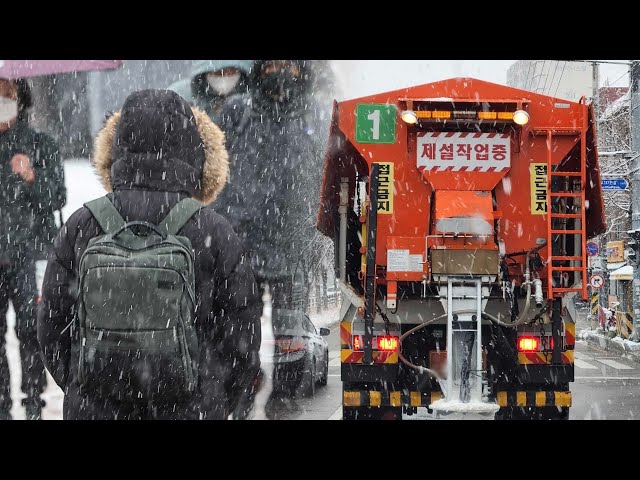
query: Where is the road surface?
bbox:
[277,328,640,420]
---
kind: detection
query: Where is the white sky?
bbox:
[332,60,629,100]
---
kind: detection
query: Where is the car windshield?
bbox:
[271,310,306,333]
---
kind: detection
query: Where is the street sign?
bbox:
[590,273,605,289]
[601,178,629,190]
[586,241,599,256]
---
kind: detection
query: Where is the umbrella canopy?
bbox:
[0,60,123,80]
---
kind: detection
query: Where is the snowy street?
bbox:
[271,329,640,420]
[5,159,640,420]
[3,58,638,421]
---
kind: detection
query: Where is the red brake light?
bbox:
[353,335,362,351]
[377,336,399,352]
[275,338,306,353]
[518,337,539,352]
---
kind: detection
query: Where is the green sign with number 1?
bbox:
[355,104,397,144]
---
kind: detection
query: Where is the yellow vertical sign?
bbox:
[529,163,547,215]
[591,292,599,315]
[376,162,394,215]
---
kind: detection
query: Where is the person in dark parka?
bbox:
[0,78,63,420]
[15,79,66,262]
[215,60,332,419]
[216,60,331,309]
[37,89,262,420]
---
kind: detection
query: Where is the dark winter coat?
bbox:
[0,120,65,264]
[37,89,262,420]
[214,61,331,283]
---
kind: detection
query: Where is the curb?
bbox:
[579,330,640,366]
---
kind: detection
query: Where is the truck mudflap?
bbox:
[496,391,572,408]
[344,390,443,408]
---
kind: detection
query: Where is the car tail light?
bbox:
[353,335,362,351]
[518,337,539,352]
[377,336,399,351]
[275,337,306,353]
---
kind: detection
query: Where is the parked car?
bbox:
[265,308,330,398]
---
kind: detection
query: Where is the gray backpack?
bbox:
[77,196,203,400]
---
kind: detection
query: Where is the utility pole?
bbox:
[629,60,640,341]
[591,62,608,320]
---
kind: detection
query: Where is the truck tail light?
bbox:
[542,337,555,351]
[352,335,398,351]
[518,337,539,352]
[377,336,399,351]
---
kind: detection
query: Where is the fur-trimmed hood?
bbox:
[92,89,229,204]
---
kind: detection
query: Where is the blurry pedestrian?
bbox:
[217,59,330,308]
[21,78,67,313]
[37,89,262,420]
[168,60,254,124]
[216,60,332,418]
[0,78,63,420]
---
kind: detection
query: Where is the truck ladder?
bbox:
[544,125,588,299]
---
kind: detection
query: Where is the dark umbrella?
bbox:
[0,60,123,80]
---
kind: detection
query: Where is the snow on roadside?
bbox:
[611,336,640,351]
[61,158,106,219]
[309,303,341,329]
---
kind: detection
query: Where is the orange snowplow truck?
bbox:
[317,78,605,420]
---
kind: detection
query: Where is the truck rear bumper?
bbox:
[343,390,442,408]
[496,390,572,407]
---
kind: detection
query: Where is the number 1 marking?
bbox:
[367,110,380,140]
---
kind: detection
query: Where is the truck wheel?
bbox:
[343,406,402,420]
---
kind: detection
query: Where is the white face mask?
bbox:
[206,73,241,96]
[0,97,18,123]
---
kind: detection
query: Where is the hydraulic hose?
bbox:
[504,240,548,327]
[397,240,548,396]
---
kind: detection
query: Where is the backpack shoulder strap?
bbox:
[159,198,204,236]
[84,196,126,234]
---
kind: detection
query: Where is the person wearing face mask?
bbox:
[215,60,334,418]
[168,60,253,124]
[0,78,64,420]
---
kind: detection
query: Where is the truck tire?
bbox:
[343,406,403,420]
